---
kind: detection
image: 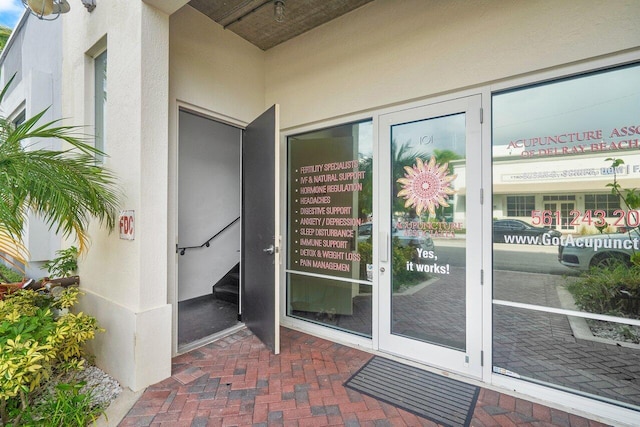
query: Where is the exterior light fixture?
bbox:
[22,0,95,20]
[81,0,96,12]
[22,0,70,19]
[274,0,285,23]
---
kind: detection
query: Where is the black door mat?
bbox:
[344,356,479,427]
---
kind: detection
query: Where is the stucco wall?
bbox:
[167,5,266,320]
[61,0,171,391]
[169,6,265,123]
[264,0,640,129]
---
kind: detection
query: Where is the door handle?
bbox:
[380,232,388,262]
[263,245,275,255]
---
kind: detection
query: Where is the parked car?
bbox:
[558,227,639,270]
[493,219,561,243]
[358,222,435,251]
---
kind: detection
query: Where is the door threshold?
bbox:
[177,323,246,354]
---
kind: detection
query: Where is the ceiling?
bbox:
[188,0,373,50]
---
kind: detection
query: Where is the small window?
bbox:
[13,110,26,127]
[584,193,621,216]
[506,195,535,217]
[94,50,107,163]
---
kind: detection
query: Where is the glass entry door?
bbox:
[378,96,483,378]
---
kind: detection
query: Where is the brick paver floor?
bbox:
[119,327,612,426]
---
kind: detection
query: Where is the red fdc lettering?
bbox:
[120,214,134,237]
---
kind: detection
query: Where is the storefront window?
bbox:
[492,64,640,408]
[287,121,373,336]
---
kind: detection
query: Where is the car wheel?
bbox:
[589,253,630,269]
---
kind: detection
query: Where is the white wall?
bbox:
[62,0,171,391]
[0,14,64,278]
[265,0,640,129]
[178,110,241,301]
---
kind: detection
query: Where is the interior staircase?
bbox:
[212,263,239,304]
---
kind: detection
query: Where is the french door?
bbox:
[378,96,483,378]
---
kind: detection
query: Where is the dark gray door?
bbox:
[241,105,280,353]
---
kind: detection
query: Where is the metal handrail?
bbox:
[177,216,240,256]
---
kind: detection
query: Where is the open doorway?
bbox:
[177,110,242,349]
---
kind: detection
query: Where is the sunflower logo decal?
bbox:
[397,156,457,215]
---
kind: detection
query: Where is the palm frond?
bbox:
[0,76,121,257]
[0,144,120,250]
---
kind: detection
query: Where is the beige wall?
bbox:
[265,0,640,129]
[169,6,266,123]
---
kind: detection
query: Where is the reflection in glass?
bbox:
[286,121,373,335]
[493,305,640,408]
[288,274,372,336]
[94,50,107,164]
[390,114,466,350]
[492,63,640,409]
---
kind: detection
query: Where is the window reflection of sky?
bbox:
[358,121,373,158]
[493,64,640,148]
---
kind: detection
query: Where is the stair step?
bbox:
[215,282,238,293]
[213,285,238,303]
[212,263,240,304]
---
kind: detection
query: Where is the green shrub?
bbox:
[33,382,105,426]
[0,264,23,283]
[0,288,103,425]
[391,238,430,291]
[42,246,78,279]
[567,264,640,317]
[356,238,430,290]
[357,240,372,281]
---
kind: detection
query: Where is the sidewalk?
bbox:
[118,327,612,427]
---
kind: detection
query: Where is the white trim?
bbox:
[492,374,639,427]
[273,104,281,354]
[370,114,380,351]
[488,49,640,94]
[480,84,494,383]
[176,100,248,129]
[278,131,288,339]
[171,100,248,356]
[0,9,29,65]
[7,101,26,124]
[494,299,640,326]
[286,269,373,286]
[280,316,373,350]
